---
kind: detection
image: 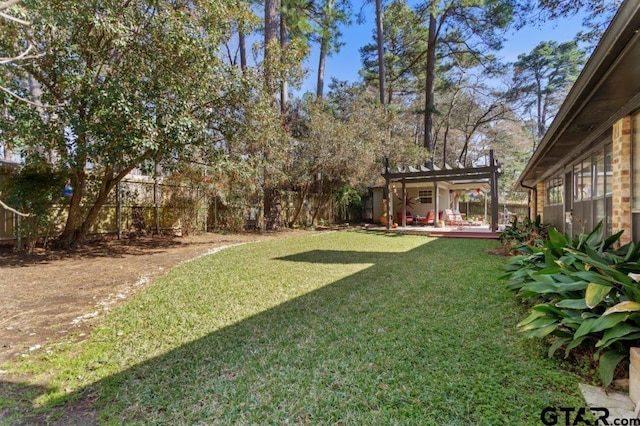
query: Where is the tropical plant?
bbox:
[499,214,549,249]
[503,221,640,386]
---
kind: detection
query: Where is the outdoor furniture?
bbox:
[444,209,464,226]
[415,211,435,226]
[396,211,414,225]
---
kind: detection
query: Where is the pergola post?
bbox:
[434,181,439,226]
[490,150,499,232]
[384,158,391,230]
[401,180,407,227]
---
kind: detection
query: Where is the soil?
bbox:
[0,230,310,365]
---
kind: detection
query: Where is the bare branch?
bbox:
[0,0,20,11]
[0,199,29,217]
[0,9,27,25]
[0,43,41,64]
[0,84,62,109]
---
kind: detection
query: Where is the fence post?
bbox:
[154,163,160,235]
[116,181,122,240]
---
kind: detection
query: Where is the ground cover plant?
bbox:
[3,232,585,424]
[503,221,640,386]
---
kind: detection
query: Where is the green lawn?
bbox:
[3,231,585,424]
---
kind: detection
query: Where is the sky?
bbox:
[295,6,588,95]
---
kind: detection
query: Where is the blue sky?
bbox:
[295,7,588,94]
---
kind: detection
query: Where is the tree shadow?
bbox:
[0,380,63,425]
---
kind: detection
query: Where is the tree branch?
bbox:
[0,84,62,109]
[0,0,20,11]
[0,9,28,25]
[0,199,29,217]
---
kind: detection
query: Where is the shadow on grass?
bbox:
[0,380,63,425]
[24,237,582,424]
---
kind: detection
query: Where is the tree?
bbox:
[508,40,586,145]
[265,0,280,97]
[360,0,427,104]
[533,0,622,46]
[311,0,350,98]
[416,0,517,154]
[0,0,253,248]
[286,81,428,225]
[374,0,386,107]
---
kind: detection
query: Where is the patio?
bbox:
[378,150,503,233]
[364,222,501,239]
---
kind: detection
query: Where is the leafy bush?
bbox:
[503,221,640,386]
[499,214,550,250]
[0,161,65,252]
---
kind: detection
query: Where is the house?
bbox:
[518,0,640,244]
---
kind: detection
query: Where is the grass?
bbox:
[2,231,585,424]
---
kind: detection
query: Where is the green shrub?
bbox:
[503,221,640,386]
[0,161,65,252]
[499,215,550,251]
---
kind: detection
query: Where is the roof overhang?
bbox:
[519,0,640,188]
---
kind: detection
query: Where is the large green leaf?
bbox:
[518,317,558,332]
[574,313,628,338]
[523,323,559,338]
[585,283,612,309]
[598,350,627,387]
[596,323,640,349]
[521,281,558,295]
[573,270,612,286]
[548,337,571,358]
[548,227,568,251]
[603,301,640,316]
[587,221,604,243]
[565,335,588,357]
[532,304,565,316]
[555,299,588,310]
[517,310,548,328]
[558,280,589,292]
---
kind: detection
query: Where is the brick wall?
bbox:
[536,182,545,222]
[612,116,632,245]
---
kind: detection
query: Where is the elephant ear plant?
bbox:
[502,221,640,386]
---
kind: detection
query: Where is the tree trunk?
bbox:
[239,23,247,72]
[59,166,87,249]
[317,36,328,98]
[264,187,284,229]
[375,0,385,107]
[264,0,278,96]
[423,12,437,154]
[280,4,288,115]
[74,178,117,247]
[59,164,136,249]
[288,183,310,226]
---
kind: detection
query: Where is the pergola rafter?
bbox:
[382,150,501,231]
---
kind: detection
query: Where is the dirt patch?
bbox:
[0,230,311,365]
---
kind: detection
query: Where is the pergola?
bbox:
[382,150,502,231]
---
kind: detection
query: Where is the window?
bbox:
[574,162,582,201]
[581,157,592,200]
[546,177,563,205]
[594,151,604,198]
[418,190,433,204]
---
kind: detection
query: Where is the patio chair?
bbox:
[396,211,414,225]
[415,210,435,226]
[444,209,464,226]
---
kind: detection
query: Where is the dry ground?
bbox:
[0,230,310,365]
